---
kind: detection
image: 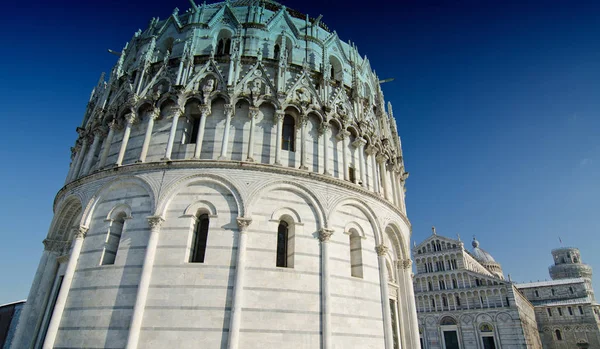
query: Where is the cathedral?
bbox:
[12,1,417,348]
[414,229,600,349]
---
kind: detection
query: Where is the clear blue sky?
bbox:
[0,0,598,304]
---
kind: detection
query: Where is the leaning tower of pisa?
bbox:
[13,1,417,348]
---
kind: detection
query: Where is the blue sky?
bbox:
[0,0,598,304]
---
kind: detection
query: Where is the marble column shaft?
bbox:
[98,121,117,169]
[376,244,394,349]
[193,105,211,159]
[353,138,367,186]
[42,227,88,349]
[337,130,350,181]
[299,115,308,170]
[164,109,182,160]
[218,104,234,160]
[116,113,136,166]
[125,216,164,349]
[138,109,159,163]
[320,123,331,175]
[319,228,334,349]
[228,217,252,349]
[81,130,102,175]
[246,107,258,162]
[274,111,284,165]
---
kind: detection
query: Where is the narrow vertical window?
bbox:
[274,44,280,59]
[217,39,225,56]
[456,295,461,306]
[189,116,200,144]
[558,308,563,316]
[101,212,126,265]
[389,299,400,349]
[190,214,209,263]
[579,306,584,315]
[282,115,295,151]
[568,307,573,315]
[555,329,562,340]
[552,288,555,296]
[535,290,539,297]
[348,167,356,183]
[224,38,231,55]
[349,232,363,278]
[276,221,289,267]
[547,308,553,317]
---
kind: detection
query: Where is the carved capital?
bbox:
[399,259,413,269]
[224,104,234,117]
[318,228,334,242]
[43,238,69,253]
[236,217,252,232]
[147,216,165,231]
[365,145,377,155]
[76,127,86,137]
[199,105,211,117]
[124,112,137,125]
[149,108,161,120]
[274,110,285,123]
[375,244,389,256]
[318,122,330,135]
[108,119,119,131]
[376,153,388,164]
[73,226,88,239]
[352,137,367,149]
[248,107,259,119]
[93,125,108,138]
[336,129,350,141]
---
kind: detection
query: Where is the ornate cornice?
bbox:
[56,159,411,230]
[43,238,69,253]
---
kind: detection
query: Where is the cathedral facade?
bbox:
[413,230,542,349]
[12,1,417,349]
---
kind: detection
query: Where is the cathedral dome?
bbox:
[13,1,419,349]
[471,238,497,263]
[471,238,504,279]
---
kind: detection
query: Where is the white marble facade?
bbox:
[12,1,417,348]
[413,231,542,349]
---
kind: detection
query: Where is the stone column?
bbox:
[228,217,252,349]
[126,216,164,349]
[377,154,390,200]
[11,241,64,349]
[353,138,367,187]
[274,111,284,165]
[299,115,308,170]
[337,130,350,181]
[246,107,259,162]
[163,108,183,160]
[81,128,103,176]
[218,104,234,160]
[388,164,398,206]
[116,112,137,166]
[320,122,331,175]
[193,105,211,159]
[376,244,394,349]
[65,143,81,184]
[42,226,88,349]
[401,259,420,349]
[366,145,379,192]
[98,120,117,169]
[71,131,89,180]
[138,108,159,163]
[319,228,334,349]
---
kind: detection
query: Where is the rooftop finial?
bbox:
[472,236,479,248]
[457,233,461,241]
[432,226,436,235]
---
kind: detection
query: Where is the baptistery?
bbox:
[14,1,417,348]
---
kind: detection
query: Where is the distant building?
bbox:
[413,229,542,349]
[0,300,25,349]
[516,247,600,349]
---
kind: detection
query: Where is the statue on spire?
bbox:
[432,226,436,235]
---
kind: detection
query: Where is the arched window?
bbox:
[555,329,562,340]
[101,212,127,265]
[274,44,280,59]
[276,221,294,267]
[282,115,295,151]
[455,295,461,306]
[190,214,209,263]
[440,316,457,326]
[349,231,363,278]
